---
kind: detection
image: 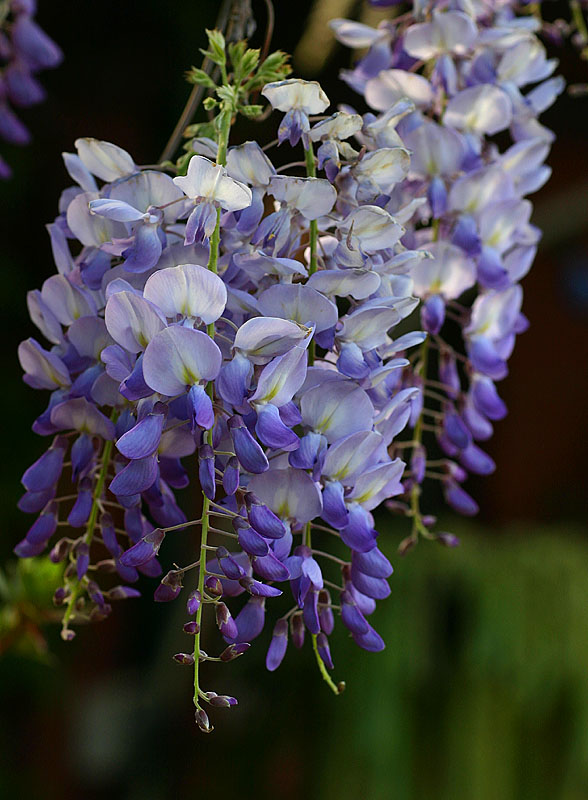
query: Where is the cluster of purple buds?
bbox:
[15,8,561,728]
[0,0,62,178]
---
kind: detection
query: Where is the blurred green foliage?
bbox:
[0,557,63,661]
[320,525,588,800]
[1,526,587,800]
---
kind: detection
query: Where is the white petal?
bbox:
[143,263,227,324]
[75,138,136,182]
[173,155,219,200]
[226,141,276,186]
[340,205,404,252]
[413,242,476,299]
[268,176,336,220]
[365,70,433,112]
[329,18,383,49]
[262,79,329,114]
[444,85,512,136]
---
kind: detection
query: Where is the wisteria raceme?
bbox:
[0,0,62,178]
[15,5,561,730]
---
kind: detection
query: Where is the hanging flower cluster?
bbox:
[15,4,561,731]
[0,0,62,178]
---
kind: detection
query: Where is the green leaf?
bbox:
[186,67,216,89]
[203,96,219,111]
[239,48,260,81]
[228,40,247,70]
[203,28,226,66]
[216,84,237,106]
[246,50,291,91]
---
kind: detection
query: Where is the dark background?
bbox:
[1,1,588,798]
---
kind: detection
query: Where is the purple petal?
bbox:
[266,618,288,672]
[116,412,165,460]
[352,623,385,652]
[120,528,165,567]
[110,454,159,496]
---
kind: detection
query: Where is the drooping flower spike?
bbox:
[14,10,560,729]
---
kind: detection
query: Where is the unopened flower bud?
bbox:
[187,590,201,615]
[173,652,195,665]
[220,642,250,662]
[53,586,68,606]
[183,621,200,635]
[195,708,213,733]
[204,575,223,597]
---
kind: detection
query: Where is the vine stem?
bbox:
[192,95,234,714]
[61,410,119,638]
[302,142,343,695]
[408,217,440,545]
[304,142,318,366]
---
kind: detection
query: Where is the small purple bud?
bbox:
[187,590,202,615]
[246,494,286,539]
[120,529,165,567]
[207,694,235,708]
[266,618,288,672]
[239,576,282,598]
[198,444,216,501]
[71,433,95,482]
[183,621,200,635]
[318,589,334,635]
[204,575,223,597]
[67,487,93,528]
[303,589,320,634]
[340,590,369,635]
[87,580,105,607]
[154,569,183,602]
[290,613,305,649]
[443,480,479,516]
[228,415,269,474]
[427,175,447,218]
[215,602,238,639]
[173,652,195,665]
[216,546,246,580]
[237,524,269,557]
[222,456,240,495]
[49,538,71,563]
[220,642,250,662]
[443,405,472,450]
[437,532,460,548]
[195,708,213,733]
[352,623,386,652]
[316,632,334,669]
[76,543,90,580]
[53,587,69,606]
[421,294,445,335]
[459,443,495,476]
[21,444,65,492]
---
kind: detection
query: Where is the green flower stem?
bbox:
[571,0,588,48]
[303,518,344,697]
[408,217,439,544]
[302,144,342,694]
[409,337,430,543]
[304,142,318,365]
[61,410,119,638]
[193,97,235,714]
